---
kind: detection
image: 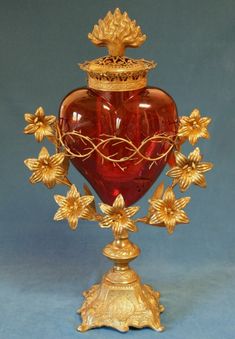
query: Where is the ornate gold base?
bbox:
[76,231,165,332]
[77,267,164,332]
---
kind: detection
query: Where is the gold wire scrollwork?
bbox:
[56,124,176,171]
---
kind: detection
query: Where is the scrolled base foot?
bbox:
[77,271,164,333]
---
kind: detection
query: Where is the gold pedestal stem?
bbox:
[77,229,165,332]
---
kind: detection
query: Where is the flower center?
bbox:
[164,207,175,215]
[192,120,199,129]
[33,116,45,127]
[111,210,125,223]
[68,199,81,214]
[182,161,196,174]
[40,159,54,173]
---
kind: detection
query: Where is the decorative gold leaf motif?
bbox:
[166,147,213,192]
[99,194,139,236]
[24,147,69,188]
[54,185,94,230]
[178,108,211,145]
[88,8,146,56]
[149,187,190,234]
[150,182,165,201]
[24,107,56,142]
[137,182,165,225]
[83,184,97,212]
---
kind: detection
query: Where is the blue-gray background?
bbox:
[1,0,234,338]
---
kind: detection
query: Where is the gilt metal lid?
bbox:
[79,8,156,92]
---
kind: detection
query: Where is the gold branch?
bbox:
[56,125,176,169]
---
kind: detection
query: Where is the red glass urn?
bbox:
[59,14,178,207]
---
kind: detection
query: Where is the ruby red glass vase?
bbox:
[59,86,178,206]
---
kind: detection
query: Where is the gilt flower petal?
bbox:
[99,203,113,214]
[29,171,43,184]
[68,215,79,230]
[188,148,201,162]
[190,108,200,119]
[54,195,66,206]
[45,115,56,125]
[50,153,65,166]
[166,166,183,179]
[43,175,56,189]
[164,215,176,233]
[24,113,35,123]
[53,208,66,221]
[150,199,165,211]
[24,158,39,171]
[38,147,50,160]
[175,210,190,224]
[196,162,213,172]
[179,176,191,192]
[41,125,54,137]
[54,166,67,178]
[80,208,93,219]
[67,184,80,199]
[113,194,125,209]
[149,212,165,225]
[200,117,211,127]
[35,128,45,142]
[35,107,45,117]
[192,172,207,188]
[99,215,113,228]
[79,195,94,207]
[124,206,139,218]
[188,133,199,146]
[200,128,210,139]
[175,151,188,167]
[174,197,191,210]
[125,220,138,232]
[178,125,190,135]
[24,124,37,134]
[163,187,175,204]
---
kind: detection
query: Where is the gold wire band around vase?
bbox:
[56,124,176,171]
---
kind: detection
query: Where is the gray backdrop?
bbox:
[1,0,235,338]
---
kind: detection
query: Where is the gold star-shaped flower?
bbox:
[24,107,56,142]
[149,187,190,234]
[24,147,69,188]
[99,194,139,236]
[178,108,211,145]
[166,147,213,192]
[54,185,94,230]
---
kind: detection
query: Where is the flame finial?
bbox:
[88,8,147,56]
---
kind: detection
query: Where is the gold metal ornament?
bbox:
[178,108,211,145]
[166,147,213,192]
[80,8,155,91]
[149,186,190,234]
[24,147,70,188]
[99,194,139,235]
[23,7,214,334]
[88,8,146,56]
[54,184,94,230]
[57,125,175,171]
[24,107,56,142]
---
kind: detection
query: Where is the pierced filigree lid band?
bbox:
[79,8,156,91]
